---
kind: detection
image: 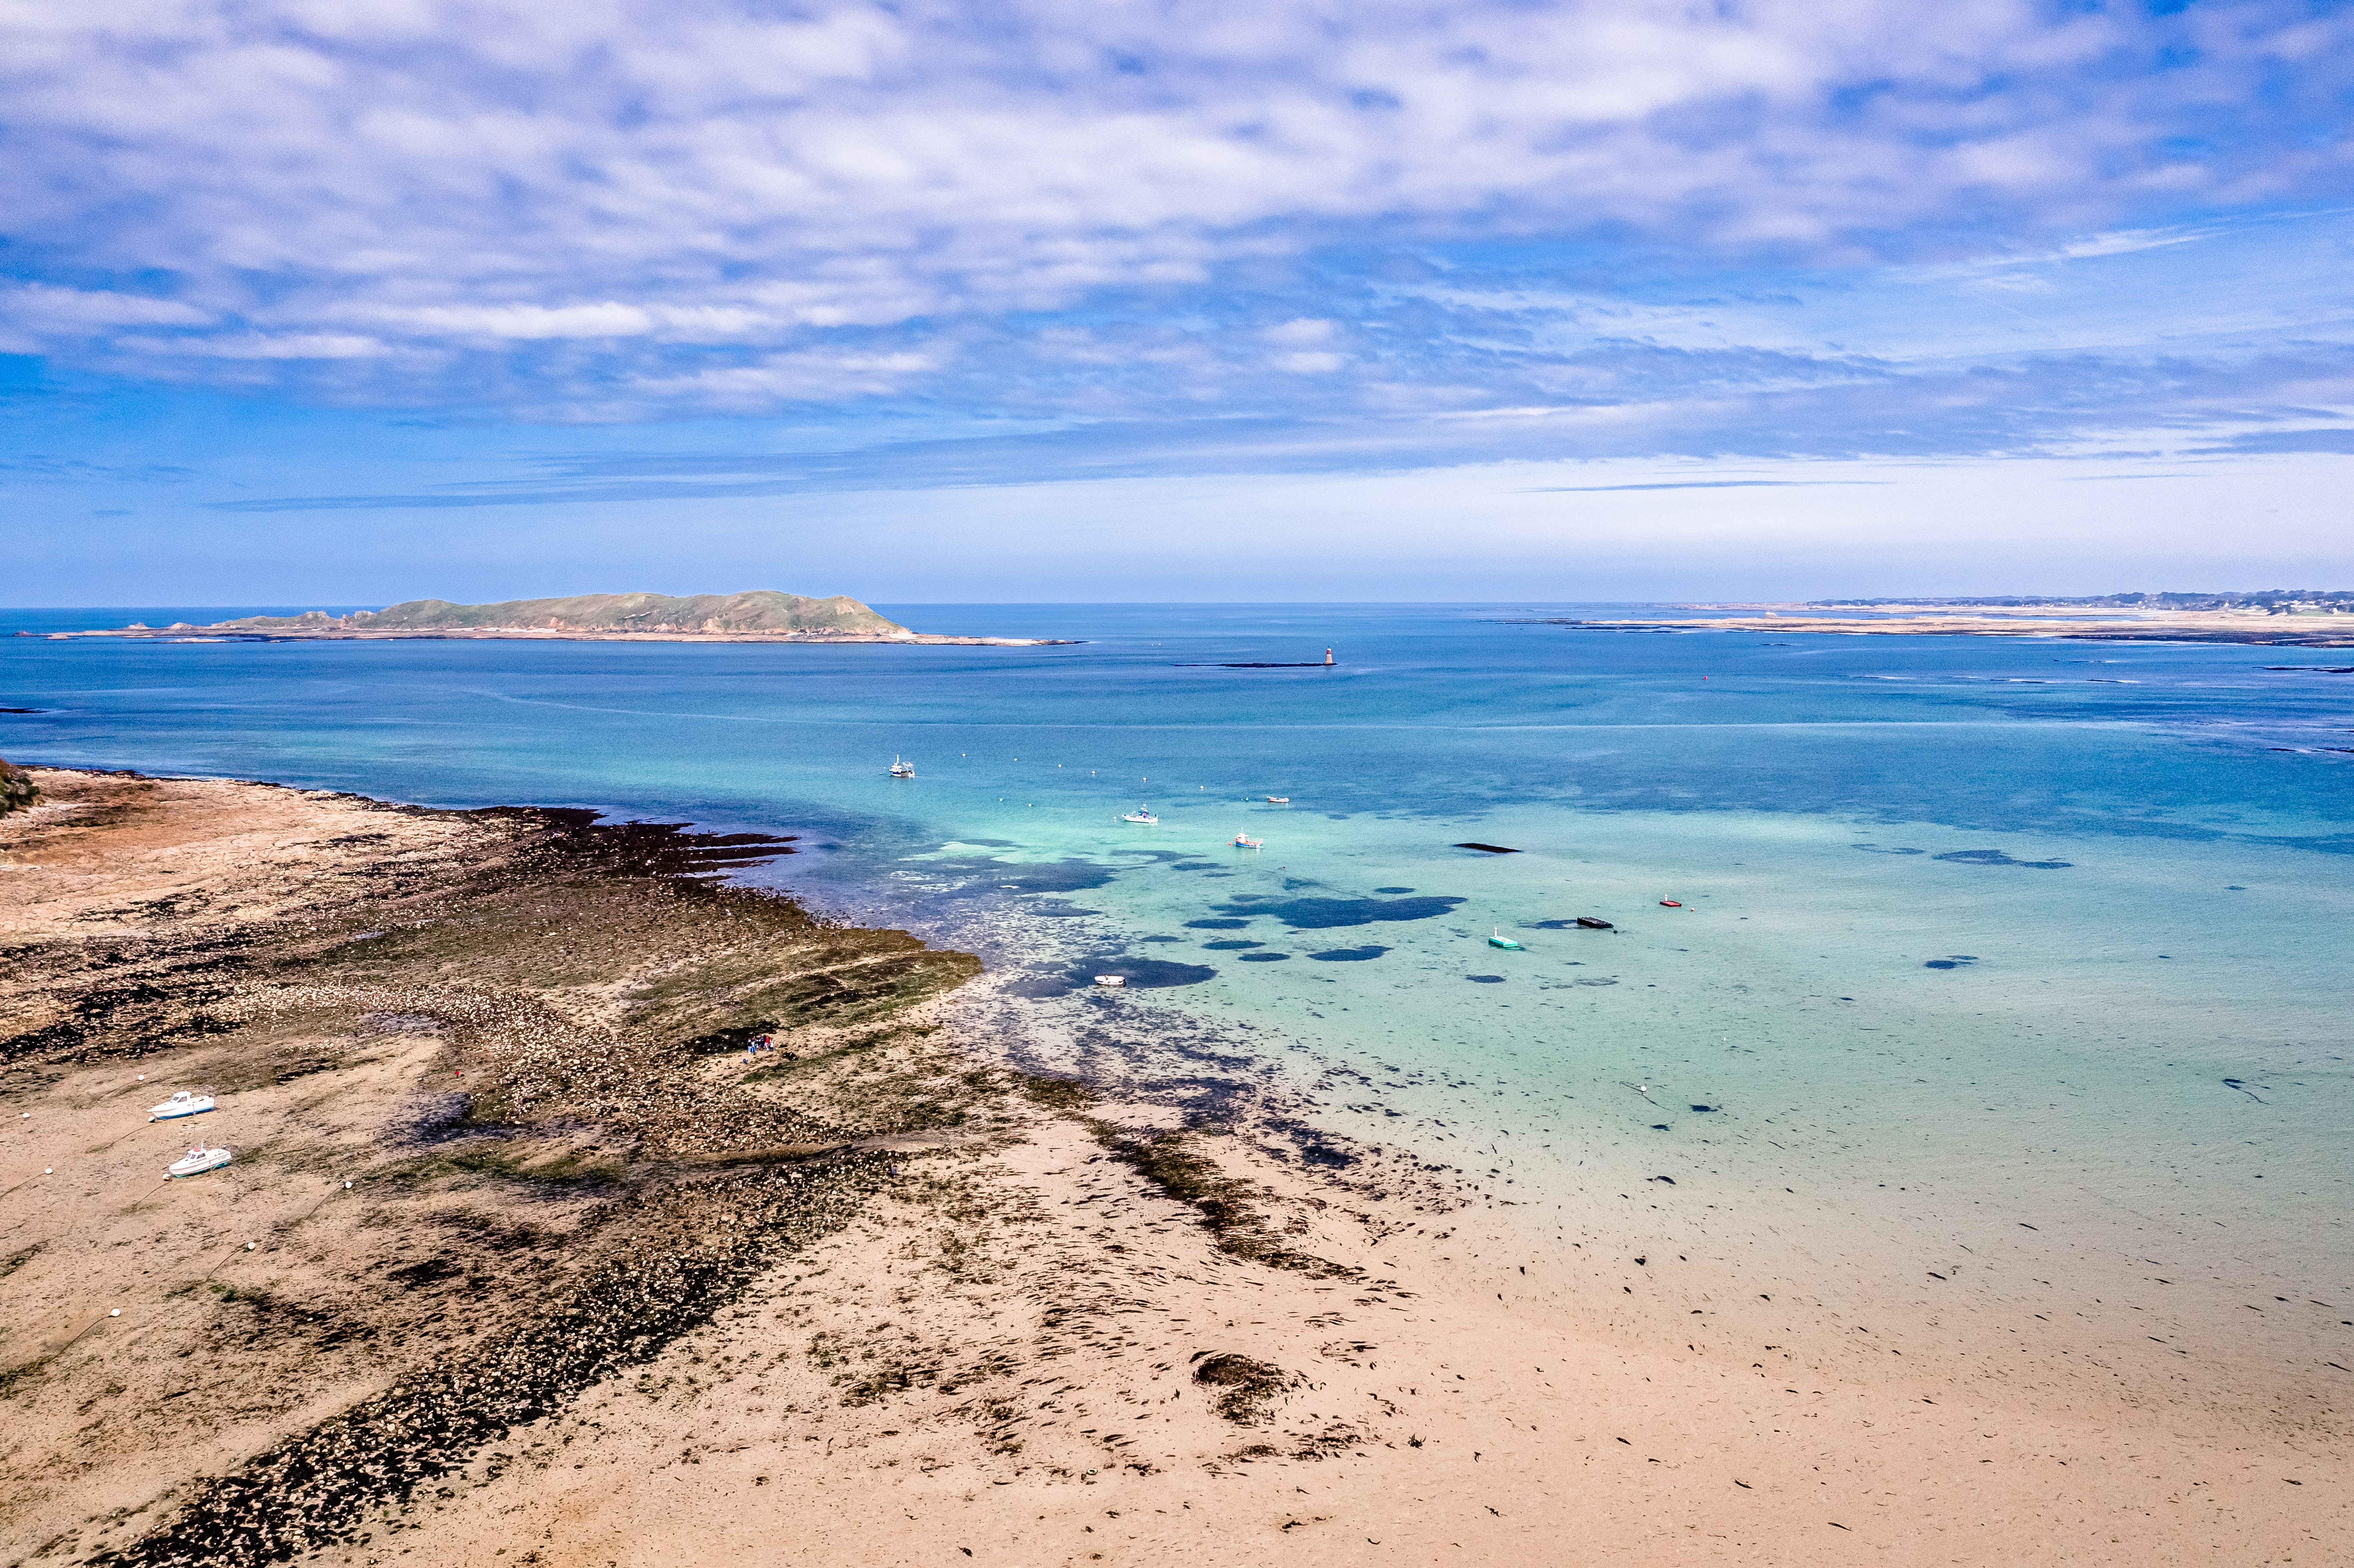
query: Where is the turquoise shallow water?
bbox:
[6,604,2351,1406]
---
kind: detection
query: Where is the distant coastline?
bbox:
[22,589,1076,647]
[1509,592,2354,647]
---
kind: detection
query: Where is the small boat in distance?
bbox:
[1233,833,1264,849]
[1575,917,1614,930]
[1660,899,1683,907]
[1093,974,1127,987]
[167,1146,233,1179]
[890,756,915,778]
[149,1091,215,1121]
[1265,796,1290,803]
[1120,806,1158,824]
[1488,927,1525,950]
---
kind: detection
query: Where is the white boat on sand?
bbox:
[167,1146,233,1178]
[149,1091,215,1121]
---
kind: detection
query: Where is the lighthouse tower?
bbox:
[1324,647,1335,666]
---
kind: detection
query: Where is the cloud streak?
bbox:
[2,0,2349,426]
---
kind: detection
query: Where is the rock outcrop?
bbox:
[220,590,909,637]
[0,756,38,815]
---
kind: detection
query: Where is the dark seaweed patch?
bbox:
[1453,843,1519,854]
[1019,957,1220,997]
[1209,894,1463,930]
[1933,849,2071,869]
[1202,940,1263,950]
[1373,886,1414,893]
[931,856,1122,896]
[1193,1353,1294,1422]
[1237,952,1290,963]
[1185,918,1252,930]
[1466,974,1505,984]
[1852,844,1925,855]
[1308,946,1389,962]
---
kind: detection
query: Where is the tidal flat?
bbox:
[2,768,2347,1567]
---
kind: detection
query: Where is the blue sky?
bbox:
[6,0,2352,604]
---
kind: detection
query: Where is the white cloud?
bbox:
[0,0,2344,415]
[0,283,211,329]
[1265,318,1334,345]
[114,332,389,358]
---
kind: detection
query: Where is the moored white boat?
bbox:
[1232,833,1264,849]
[149,1091,215,1121]
[1093,974,1127,987]
[167,1146,233,1178]
[890,756,915,778]
[1119,805,1158,824]
[1487,927,1525,950]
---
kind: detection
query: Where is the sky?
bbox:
[5,0,2352,604]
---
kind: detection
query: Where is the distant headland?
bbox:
[27,591,1073,646]
[1509,590,2354,647]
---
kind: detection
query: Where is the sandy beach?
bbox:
[3,768,2346,1567]
[1523,604,2354,647]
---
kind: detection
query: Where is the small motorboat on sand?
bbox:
[149,1091,215,1121]
[167,1146,233,1179]
[1120,806,1158,824]
[1488,927,1525,950]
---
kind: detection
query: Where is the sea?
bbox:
[5,603,2350,1421]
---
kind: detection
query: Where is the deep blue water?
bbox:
[6,602,2349,856]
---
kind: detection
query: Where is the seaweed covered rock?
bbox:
[0,757,38,816]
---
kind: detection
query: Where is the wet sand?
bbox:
[2,769,2345,1565]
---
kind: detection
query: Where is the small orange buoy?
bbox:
[1660,899,1682,907]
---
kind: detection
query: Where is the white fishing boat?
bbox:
[149,1091,215,1121]
[890,756,915,778]
[1119,805,1158,824]
[1233,833,1264,849]
[166,1146,233,1179]
[1093,974,1127,987]
[1265,796,1289,803]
